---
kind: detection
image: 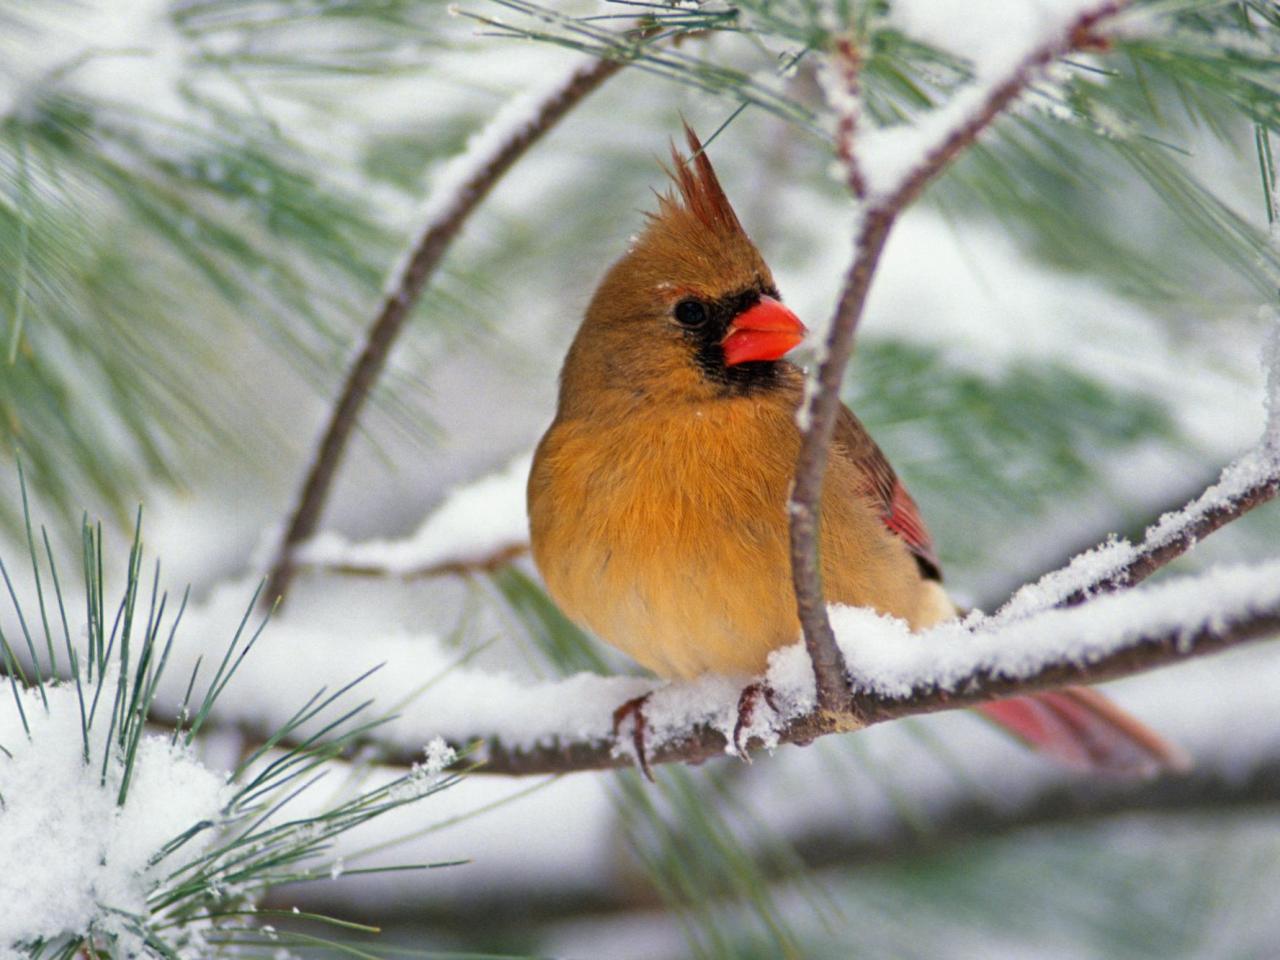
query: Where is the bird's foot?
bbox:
[612,693,656,782]
[732,681,781,760]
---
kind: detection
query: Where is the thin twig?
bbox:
[296,543,529,581]
[788,206,894,715]
[788,3,1124,714]
[978,467,1226,609]
[983,451,1280,620]
[827,36,867,199]
[263,55,623,606]
[1055,463,1280,606]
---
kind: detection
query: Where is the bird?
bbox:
[527,124,1188,779]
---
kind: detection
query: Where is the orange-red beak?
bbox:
[721,296,807,366]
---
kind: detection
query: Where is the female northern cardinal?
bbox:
[528,126,1186,777]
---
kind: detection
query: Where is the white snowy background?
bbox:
[2,1,1280,958]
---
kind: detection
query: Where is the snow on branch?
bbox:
[999,450,1280,618]
[175,560,1280,778]
[293,454,532,580]
[264,54,622,605]
[790,0,1126,712]
[999,311,1280,618]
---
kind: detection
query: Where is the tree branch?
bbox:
[187,566,1278,777]
[457,591,1277,777]
[295,543,528,581]
[991,450,1280,619]
[263,54,622,606]
[1056,459,1280,606]
[788,3,1124,714]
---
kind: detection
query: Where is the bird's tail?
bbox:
[976,687,1192,777]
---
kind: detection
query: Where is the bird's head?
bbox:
[560,125,806,409]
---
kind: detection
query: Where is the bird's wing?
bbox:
[831,410,1191,775]
[834,406,942,580]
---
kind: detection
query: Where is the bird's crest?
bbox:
[626,122,765,290]
[653,123,749,241]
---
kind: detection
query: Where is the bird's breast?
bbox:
[527,397,936,679]
[529,401,800,678]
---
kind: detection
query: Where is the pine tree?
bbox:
[3,1,1280,957]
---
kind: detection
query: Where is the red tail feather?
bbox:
[978,687,1191,777]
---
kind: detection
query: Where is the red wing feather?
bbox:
[832,411,1188,775]
[883,479,938,576]
[834,407,941,579]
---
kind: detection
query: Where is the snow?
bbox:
[422,735,457,775]
[154,578,653,757]
[996,318,1280,621]
[136,578,798,768]
[1264,310,1280,453]
[139,552,1280,774]
[855,0,1119,199]
[0,679,227,956]
[0,1,187,122]
[885,0,1104,76]
[994,450,1278,620]
[835,559,1280,700]
[295,454,532,574]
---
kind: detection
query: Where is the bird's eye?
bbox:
[674,299,708,328]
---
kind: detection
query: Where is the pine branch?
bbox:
[263,53,623,605]
[179,560,1280,778]
[789,2,1125,714]
[997,448,1280,619]
[458,587,1279,776]
[1056,458,1280,606]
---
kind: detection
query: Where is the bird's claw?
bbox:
[732,681,780,761]
[612,693,655,781]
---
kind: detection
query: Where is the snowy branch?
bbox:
[175,561,1280,778]
[1002,314,1280,617]
[822,36,867,199]
[291,454,532,581]
[1000,451,1280,618]
[459,568,1280,776]
[789,1,1125,714]
[263,56,622,605]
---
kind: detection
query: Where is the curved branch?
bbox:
[1056,459,1280,607]
[788,2,1125,712]
[992,451,1280,619]
[264,54,623,605]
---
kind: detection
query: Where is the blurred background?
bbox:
[2,1,1280,957]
